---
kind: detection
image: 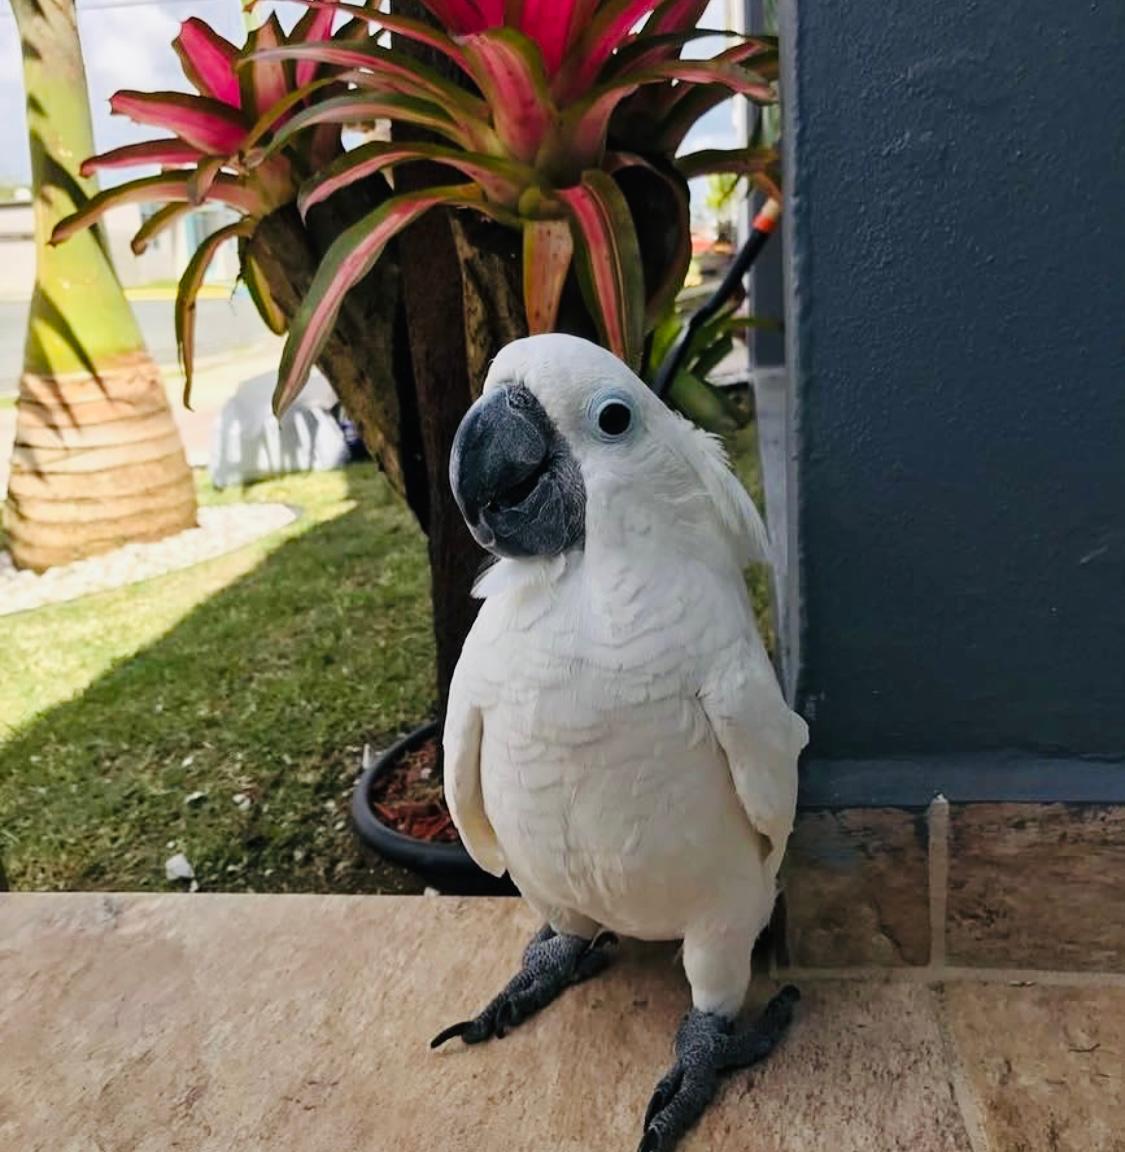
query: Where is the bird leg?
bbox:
[430,924,617,1048]
[638,985,800,1152]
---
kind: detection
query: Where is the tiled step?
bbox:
[2,892,1122,1151]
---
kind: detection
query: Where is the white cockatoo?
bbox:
[433,334,809,1151]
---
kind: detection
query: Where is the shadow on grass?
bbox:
[0,465,436,895]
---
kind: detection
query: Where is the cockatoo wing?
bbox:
[700,642,807,878]
[442,663,506,877]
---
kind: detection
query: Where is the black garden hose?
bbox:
[653,198,781,399]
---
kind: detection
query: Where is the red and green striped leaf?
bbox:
[176,220,254,406]
[187,155,227,205]
[556,169,644,368]
[516,0,579,75]
[252,41,487,122]
[173,18,241,108]
[676,145,781,199]
[642,0,710,35]
[556,82,638,168]
[50,173,259,246]
[554,0,660,100]
[628,59,776,103]
[458,29,554,164]
[130,202,193,255]
[263,92,473,157]
[276,185,506,415]
[285,1,470,72]
[110,91,246,155]
[606,150,690,326]
[241,14,292,122]
[240,75,340,154]
[298,140,529,216]
[289,4,338,88]
[522,218,574,333]
[80,139,205,176]
[419,0,503,34]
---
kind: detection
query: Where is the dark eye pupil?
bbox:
[598,401,631,436]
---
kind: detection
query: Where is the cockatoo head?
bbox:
[450,334,768,566]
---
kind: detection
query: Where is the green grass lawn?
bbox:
[0,465,434,894]
[0,422,769,896]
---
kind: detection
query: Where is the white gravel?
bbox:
[0,503,297,616]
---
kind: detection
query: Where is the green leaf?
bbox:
[557,170,645,369]
[176,220,254,407]
[666,370,739,434]
[238,236,288,336]
[130,203,193,256]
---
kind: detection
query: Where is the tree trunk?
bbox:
[5,0,196,571]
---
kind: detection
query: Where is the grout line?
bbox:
[777,964,1125,989]
[935,984,993,1152]
[928,794,950,969]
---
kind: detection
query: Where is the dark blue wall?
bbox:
[785,1,1125,762]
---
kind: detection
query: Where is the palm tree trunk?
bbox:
[5,0,196,571]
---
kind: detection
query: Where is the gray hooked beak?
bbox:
[449,384,585,559]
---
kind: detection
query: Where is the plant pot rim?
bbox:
[351,719,469,867]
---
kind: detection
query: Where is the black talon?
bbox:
[430,1021,474,1049]
[430,925,617,1051]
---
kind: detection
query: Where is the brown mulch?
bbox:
[368,736,459,843]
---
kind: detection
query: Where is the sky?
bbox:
[0,0,740,187]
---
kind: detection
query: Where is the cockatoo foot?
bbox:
[430,926,617,1049]
[637,985,800,1152]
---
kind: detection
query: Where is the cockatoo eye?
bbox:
[590,393,634,441]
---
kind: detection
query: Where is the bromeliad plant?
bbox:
[53,0,781,711]
[50,7,352,398]
[249,0,779,409]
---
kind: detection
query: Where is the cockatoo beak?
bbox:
[450,383,585,559]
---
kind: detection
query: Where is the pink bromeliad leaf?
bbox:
[458,29,554,165]
[50,173,259,246]
[643,0,709,35]
[516,0,581,76]
[242,15,292,121]
[553,0,661,100]
[522,218,574,333]
[275,183,517,415]
[173,19,241,108]
[419,0,503,35]
[297,140,529,216]
[556,169,644,369]
[288,4,337,89]
[80,139,205,175]
[110,91,246,155]
[285,1,471,73]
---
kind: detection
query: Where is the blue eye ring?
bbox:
[588,390,636,442]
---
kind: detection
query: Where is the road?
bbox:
[0,294,275,395]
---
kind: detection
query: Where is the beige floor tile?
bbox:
[944,982,1125,1152]
[1,893,973,1152]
